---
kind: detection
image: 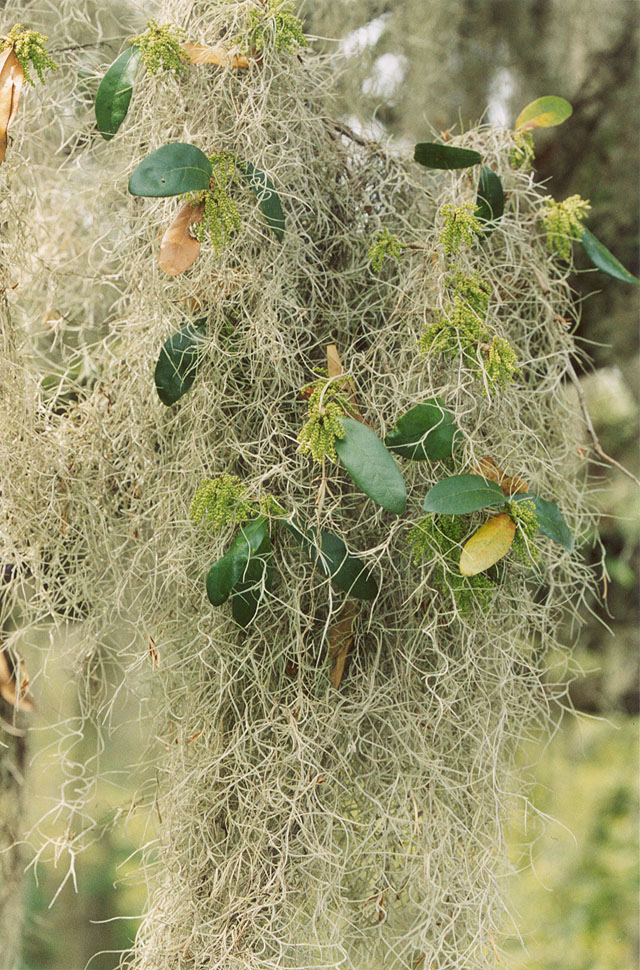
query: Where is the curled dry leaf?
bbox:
[475,456,528,495]
[158,202,205,276]
[0,49,25,166]
[328,600,359,689]
[181,41,250,70]
[459,513,516,576]
[0,649,35,711]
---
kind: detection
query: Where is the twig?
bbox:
[567,359,640,487]
[330,119,374,149]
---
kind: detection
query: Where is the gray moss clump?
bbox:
[0,1,597,968]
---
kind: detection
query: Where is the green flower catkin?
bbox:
[298,378,349,463]
[190,475,254,532]
[541,194,591,261]
[485,335,520,391]
[188,154,242,253]
[130,21,189,75]
[368,228,403,273]
[440,201,482,254]
[408,514,494,615]
[508,499,540,564]
[243,0,307,54]
[419,294,487,357]
[2,25,57,84]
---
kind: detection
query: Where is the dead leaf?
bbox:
[328,600,359,689]
[0,649,35,711]
[326,344,365,423]
[181,42,250,70]
[459,513,516,576]
[0,49,24,166]
[158,202,205,276]
[475,456,528,496]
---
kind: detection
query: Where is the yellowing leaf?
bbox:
[459,513,516,576]
[515,96,572,132]
[475,456,528,495]
[0,649,35,711]
[181,42,250,70]
[328,600,359,689]
[158,202,205,276]
[0,49,24,166]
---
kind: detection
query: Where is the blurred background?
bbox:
[6,1,639,967]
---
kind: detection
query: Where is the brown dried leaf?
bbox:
[328,600,359,689]
[459,513,516,576]
[0,649,35,711]
[475,456,528,496]
[181,42,250,70]
[0,49,24,166]
[158,202,205,276]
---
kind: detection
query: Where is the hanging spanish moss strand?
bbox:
[0,2,598,968]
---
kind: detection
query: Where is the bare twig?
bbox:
[567,359,640,488]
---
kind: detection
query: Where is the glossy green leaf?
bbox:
[515,493,574,552]
[129,143,212,197]
[475,167,504,235]
[335,417,406,515]
[95,45,142,140]
[515,96,572,132]
[154,319,207,406]
[385,398,459,461]
[579,228,639,286]
[231,533,272,628]
[283,519,378,601]
[422,474,506,514]
[239,160,285,240]
[414,142,482,170]
[206,519,268,607]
